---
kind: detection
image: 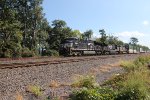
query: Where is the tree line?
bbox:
[0,0,149,58]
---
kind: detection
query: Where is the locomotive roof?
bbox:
[61,37,78,43]
[65,37,78,40]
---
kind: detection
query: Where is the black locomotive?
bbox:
[59,37,129,56]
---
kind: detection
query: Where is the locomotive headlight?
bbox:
[75,42,78,45]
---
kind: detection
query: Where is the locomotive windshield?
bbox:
[62,37,78,43]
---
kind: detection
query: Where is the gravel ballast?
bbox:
[0,54,142,100]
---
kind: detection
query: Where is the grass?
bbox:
[106,55,150,100]
[115,69,150,100]
[49,80,60,88]
[70,75,115,100]
[99,66,112,73]
[102,73,127,89]
[26,85,42,97]
[120,60,136,71]
[120,55,150,72]
[15,92,23,100]
[70,87,116,100]
[71,75,99,88]
[70,55,150,100]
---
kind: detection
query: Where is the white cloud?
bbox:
[116,31,145,38]
[142,20,149,26]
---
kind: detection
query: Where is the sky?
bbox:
[42,0,150,47]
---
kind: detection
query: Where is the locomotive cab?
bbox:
[59,37,79,56]
[61,37,78,48]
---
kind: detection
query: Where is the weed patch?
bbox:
[26,85,42,97]
[15,92,23,100]
[70,55,150,100]
[70,87,115,100]
[71,75,99,88]
[49,80,60,88]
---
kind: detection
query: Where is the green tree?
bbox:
[108,35,124,45]
[52,20,67,28]
[17,0,48,52]
[117,40,124,46]
[70,30,82,39]
[141,46,149,52]
[83,30,93,40]
[130,37,138,53]
[99,29,108,44]
[95,29,108,54]
[48,20,72,50]
[37,18,50,55]
[0,0,49,57]
[108,35,118,45]
[0,0,22,57]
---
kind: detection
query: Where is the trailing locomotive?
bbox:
[59,37,129,56]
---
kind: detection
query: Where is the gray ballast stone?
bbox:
[0,55,140,100]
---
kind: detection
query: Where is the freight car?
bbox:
[59,37,129,56]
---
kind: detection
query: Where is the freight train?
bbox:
[59,37,132,56]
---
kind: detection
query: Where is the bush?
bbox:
[21,48,35,57]
[116,87,146,100]
[26,85,42,97]
[69,56,150,100]
[115,70,150,100]
[4,49,13,58]
[134,55,150,67]
[12,45,22,58]
[0,48,21,58]
[44,49,59,56]
[120,55,150,71]
[120,61,136,71]
[70,87,116,100]
[0,42,22,58]
[97,87,116,100]
[102,74,127,90]
[105,56,150,100]
[71,75,99,88]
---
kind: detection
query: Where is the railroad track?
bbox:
[0,54,141,69]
